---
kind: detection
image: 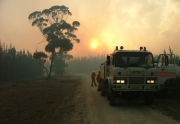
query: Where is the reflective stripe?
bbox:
[157,72,176,78]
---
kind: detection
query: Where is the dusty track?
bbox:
[0,74,179,124]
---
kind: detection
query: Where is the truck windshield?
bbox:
[114,52,154,68]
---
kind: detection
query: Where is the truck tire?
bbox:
[109,91,116,106]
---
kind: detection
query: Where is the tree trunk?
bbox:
[48,52,55,79]
[43,65,48,76]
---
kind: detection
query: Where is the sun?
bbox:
[90,38,98,50]
[91,42,96,49]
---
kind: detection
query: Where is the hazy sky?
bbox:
[0,0,180,57]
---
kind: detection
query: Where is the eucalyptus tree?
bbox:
[28,5,80,78]
[53,51,73,75]
[33,52,48,76]
[0,43,3,80]
[169,46,174,64]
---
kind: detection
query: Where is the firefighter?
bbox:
[91,71,97,86]
[96,71,101,91]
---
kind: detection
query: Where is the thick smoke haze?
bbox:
[0,0,180,57]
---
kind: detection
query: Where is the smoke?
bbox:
[1,0,180,57]
[73,0,165,56]
[75,0,180,55]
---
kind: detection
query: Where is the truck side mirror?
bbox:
[107,56,110,65]
[165,55,169,66]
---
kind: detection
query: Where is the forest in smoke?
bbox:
[1,42,180,82]
[68,55,106,74]
[0,42,105,81]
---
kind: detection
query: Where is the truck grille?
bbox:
[128,77,144,84]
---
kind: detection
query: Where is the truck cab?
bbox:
[100,46,159,106]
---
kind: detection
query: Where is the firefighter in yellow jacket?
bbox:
[91,71,97,86]
[96,71,101,91]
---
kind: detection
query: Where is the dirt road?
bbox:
[80,74,180,124]
[0,74,180,124]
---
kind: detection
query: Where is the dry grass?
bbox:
[0,75,81,124]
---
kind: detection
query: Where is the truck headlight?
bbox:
[147,80,155,84]
[116,80,125,84]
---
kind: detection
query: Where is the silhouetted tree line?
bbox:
[154,54,180,65]
[168,46,180,65]
[160,46,180,65]
[175,55,180,66]
[0,42,44,81]
[67,55,106,74]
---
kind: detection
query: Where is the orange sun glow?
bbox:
[90,38,98,50]
[91,43,96,49]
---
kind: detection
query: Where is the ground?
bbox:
[152,92,180,120]
[0,75,87,124]
[0,75,180,124]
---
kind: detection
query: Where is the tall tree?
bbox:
[0,41,3,80]
[28,5,80,78]
[33,51,48,76]
[53,51,73,75]
[169,46,174,64]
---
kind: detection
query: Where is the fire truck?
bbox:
[155,53,180,96]
[100,46,180,106]
[99,46,179,106]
